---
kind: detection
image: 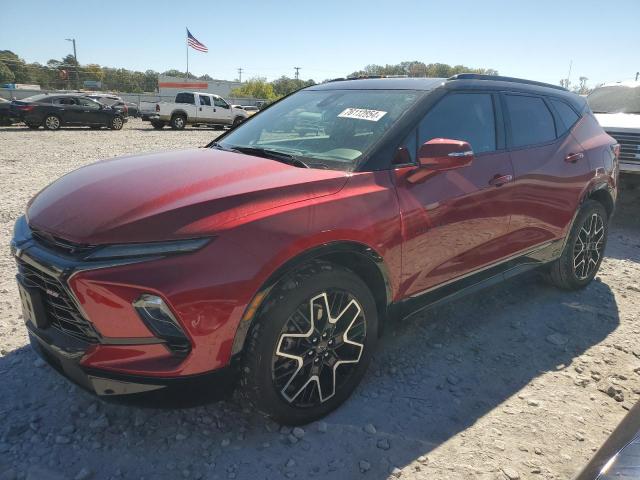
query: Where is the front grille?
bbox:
[606,130,640,164]
[17,259,100,343]
[30,229,96,258]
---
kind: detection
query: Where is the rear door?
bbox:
[393,91,516,295]
[198,94,215,122]
[502,93,591,250]
[55,97,83,124]
[212,96,233,124]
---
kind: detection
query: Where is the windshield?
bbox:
[216,89,422,170]
[588,85,640,114]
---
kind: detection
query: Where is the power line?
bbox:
[294,66,301,80]
[237,67,243,83]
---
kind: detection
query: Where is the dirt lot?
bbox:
[1,119,639,480]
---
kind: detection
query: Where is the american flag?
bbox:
[187,29,208,53]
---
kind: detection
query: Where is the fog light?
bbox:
[133,294,190,353]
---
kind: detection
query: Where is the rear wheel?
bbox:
[232,116,243,128]
[170,114,186,130]
[43,115,61,131]
[546,199,608,290]
[151,121,165,130]
[240,262,377,425]
[110,116,124,130]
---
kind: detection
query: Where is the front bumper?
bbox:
[620,162,640,174]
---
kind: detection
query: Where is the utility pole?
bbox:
[294,66,300,81]
[238,67,243,83]
[65,38,78,89]
[636,71,639,81]
[565,59,572,90]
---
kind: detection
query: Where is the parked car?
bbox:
[86,94,139,118]
[147,91,248,129]
[10,93,126,130]
[241,105,259,117]
[0,97,19,125]
[589,80,640,175]
[11,75,618,424]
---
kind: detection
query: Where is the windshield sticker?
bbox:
[338,108,387,122]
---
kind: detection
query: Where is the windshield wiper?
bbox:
[227,146,310,168]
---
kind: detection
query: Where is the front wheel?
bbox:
[151,121,165,130]
[110,116,124,130]
[546,199,608,290]
[240,262,377,425]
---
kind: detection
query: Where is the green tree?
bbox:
[272,76,315,97]
[0,62,15,83]
[230,77,277,100]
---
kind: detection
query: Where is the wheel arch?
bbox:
[170,109,188,119]
[230,241,393,356]
[585,184,615,218]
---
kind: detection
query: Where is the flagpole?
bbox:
[186,28,189,80]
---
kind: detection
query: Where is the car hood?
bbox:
[594,113,640,130]
[27,148,348,244]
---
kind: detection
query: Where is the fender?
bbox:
[230,241,392,356]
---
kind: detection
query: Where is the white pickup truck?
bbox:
[589,80,640,175]
[147,91,248,130]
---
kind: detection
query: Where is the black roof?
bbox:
[308,74,586,112]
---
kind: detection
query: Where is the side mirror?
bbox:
[418,138,474,171]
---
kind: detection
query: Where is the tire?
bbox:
[240,261,378,425]
[232,116,244,128]
[151,121,165,130]
[110,116,124,130]
[26,123,40,130]
[546,199,608,290]
[43,115,61,131]
[170,114,186,130]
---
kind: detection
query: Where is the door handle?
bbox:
[489,174,513,187]
[565,152,584,163]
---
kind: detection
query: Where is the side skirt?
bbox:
[390,239,563,321]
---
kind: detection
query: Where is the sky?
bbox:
[1,0,639,88]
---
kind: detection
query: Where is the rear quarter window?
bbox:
[549,98,580,135]
[505,95,556,147]
[175,93,195,105]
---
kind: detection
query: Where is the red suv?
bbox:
[12,74,618,424]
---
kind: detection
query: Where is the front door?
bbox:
[393,92,515,297]
[76,97,107,125]
[213,96,233,125]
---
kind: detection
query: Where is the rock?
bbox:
[626,285,640,293]
[292,427,305,439]
[175,433,187,441]
[74,468,93,480]
[54,435,70,444]
[359,460,371,473]
[534,447,543,455]
[33,358,46,368]
[502,467,520,480]
[88,415,109,430]
[376,438,391,450]
[288,434,299,444]
[390,467,402,478]
[417,455,429,464]
[317,421,327,433]
[221,438,231,447]
[279,426,291,435]
[547,333,568,346]
[285,459,296,468]
[86,403,98,415]
[527,399,541,407]
[363,423,376,435]
[446,375,460,385]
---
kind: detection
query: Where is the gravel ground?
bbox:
[1,119,639,480]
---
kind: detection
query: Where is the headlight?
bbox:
[85,237,212,261]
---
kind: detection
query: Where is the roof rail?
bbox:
[448,73,568,91]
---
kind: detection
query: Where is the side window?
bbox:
[175,93,195,105]
[199,95,211,106]
[550,98,580,135]
[505,95,556,147]
[78,98,101,109]
[418,93,496,154]
[214,97,230,109]
[55,97,75,105]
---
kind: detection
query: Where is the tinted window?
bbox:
[505,95,555,147]
[78,98,101,109]
[550,98,580,134]
[199,95,211,106]
[419,93,496,154]
[175,93,195,104]
[214,97,229,108]
[54,97,77,105]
